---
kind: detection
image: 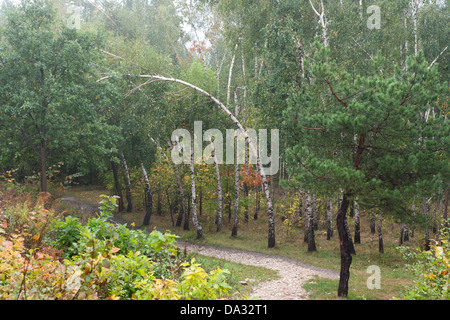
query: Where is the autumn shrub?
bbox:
[397,219,450,300]
[0,219,68,299]
[0,199,60,251]
[1,194,237,300]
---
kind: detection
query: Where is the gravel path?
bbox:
[177,240,339,300]
[60,196,339,300]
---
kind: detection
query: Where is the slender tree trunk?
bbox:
[424,199,431,251]
[298,189,304,218]
[370,209,376,234]
[226,43,238,106]
[354,197,360,244]
[141,163,152,226]
[111,161,124,212]
[444,189,449,229]
[337,193,352,297]
[166,189,175,226]
[232,92,240,237]
[399,223,405,246]
[312,193,318,230]
[326,197,333,240]
[168,140,188,229]
[174,163,187,228]
[404,224,410,242]
[189,142,203,239]
[411,201,416,238]
[307,192,316,252]
[304,191,311,243]
[254,184,260,220]
[199,187,203,216]
[211,139,223,232]
[120,151,133,212]
[232,155,239,237]
[413,0,419,57]
[378,211,384,254]
[39,141,48,193]
[175,194,183,227]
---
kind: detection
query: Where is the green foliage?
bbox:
[133,258,232,300]
[397,220,450,300]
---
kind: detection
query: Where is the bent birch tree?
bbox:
[137,74,277,248]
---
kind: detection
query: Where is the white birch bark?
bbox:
[326,197,333,240]
[209,137,223,232]
[354,197,360,244]
[141,163,152,226]
[309,0,328,47]
[190,140,203,239]
[226,43,238,106]
[120,151,133,212]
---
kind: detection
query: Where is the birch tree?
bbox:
[133,74,277,248]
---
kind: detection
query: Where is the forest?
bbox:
[0,0,449,302]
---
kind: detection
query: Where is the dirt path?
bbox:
[176,240,339,300]
[61,195,339,300]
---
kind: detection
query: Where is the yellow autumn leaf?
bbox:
[110,247,120,254]
[435,246,444,258]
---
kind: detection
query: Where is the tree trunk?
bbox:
[354,197,360,244]
[304,192,316,251]
[413,0,419,57]
[312,193,318,230]
[175,194,183,227]
[298,189,304,218]
[111,160,124,212]
[378,211,384,254]
[345,218,356,255]
[120,151,133,212]
[231,157,239,237]
[141,163,152,226]
[370,209,376,234]
[399,224,405,246]
[39,141,48,193]
[424,199,431,251]
[166,189,175,226]
[307,192,316,252]
[189,142,203,239]
[304,191,310,243]
[232,98,240,237]
[444,189,449,229]
[211,139,223,232]
[326,197,333,240]
[169,140,188,229]
[337,193,352,297]
[254,184,260,220]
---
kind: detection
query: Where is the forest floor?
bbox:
[59,185,419,300]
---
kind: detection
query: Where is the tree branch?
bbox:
[324,78,348,107]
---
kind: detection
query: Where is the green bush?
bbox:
[397,219,450,300]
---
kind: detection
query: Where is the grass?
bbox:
[59,185,425,300]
